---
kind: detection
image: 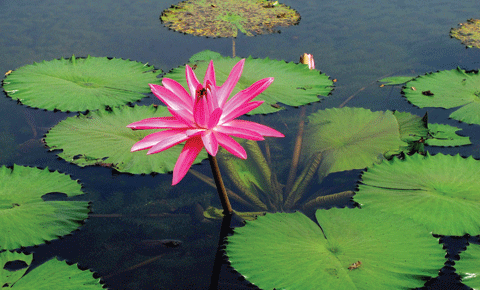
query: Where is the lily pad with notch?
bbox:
[45,105,208,174]
[226,208,444,289]
[402,67,480,125]
[0,251,104,289]
[2,55,161,112]
[164,54,334,114]
[0,165,89,251]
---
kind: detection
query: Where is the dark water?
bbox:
[1,0,480,289]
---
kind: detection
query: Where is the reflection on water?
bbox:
[1,0,480,288]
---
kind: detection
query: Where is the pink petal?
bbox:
[186,65,201,101]
[223,120,284,137]
[172,137,204,185]
[216,132,247,159]
[208,108,223,129]
[131,130,186,152]
[127,117,189,129]
[215,125,264,140]
[193,95,209,128]
[168,107,195,127]
[223,77,273,114]
[147,131,190,154]
[217,59,245,107]
[202,130,219,156]
[149,84,191,112]
[220,101,264,124]
[204,60,216,88]
[162,78,193,109]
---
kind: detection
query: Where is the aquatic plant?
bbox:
[127,59,284,213]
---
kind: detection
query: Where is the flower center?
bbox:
[196,87,207,98]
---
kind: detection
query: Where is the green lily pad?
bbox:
[301,107,407,181]
[450,18,480,49]
[226,208,444,290]
[403,67,480,125]
[426,123,471,146]
[356,153,480,236]
[378,76,415,85]
[160,0,300,38]
[0,252,104,289]
[165,55,333,114]
[2,55,161,112]
[456,243,480,289]
[0,165,89,250]
[45,105,208,174]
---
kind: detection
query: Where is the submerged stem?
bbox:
[208,154,233,215]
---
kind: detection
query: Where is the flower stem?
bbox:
[208,154,233,215]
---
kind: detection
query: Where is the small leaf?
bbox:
[426,123,471,147]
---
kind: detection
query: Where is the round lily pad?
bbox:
[0,165,89,250]
[226,208,444,289]
[45,105,208,174]
[160,0,300,38]
[2,55,161,112]
[301,107,408,181]
[450,18,480,49]
[403,67,480,125]
[356,153,480,236]
[0,252,103,289]
[165,55,333,114]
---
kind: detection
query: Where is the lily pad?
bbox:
[226,208,444,290]
[301,107,407,181]
[403,67,480,125]
[450,18,480,49]
[456,243,480,289]
[164,55,334,114]
[378,76,415,85]
[356,153,480,236]
[2,55,161,112]
[0,165,89,250]
[0,252,104,289]
[45,105,208,174]
[426,123,471,146]
[160,0,300,38]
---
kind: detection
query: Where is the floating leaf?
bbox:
[2,55,161,112]
[45,105,207,174]
[378,76,415,85]
[160,0,300,38]
[356,153,480,236]
[0,252,103,289]
[165,55,333,114]
[403,67,480,125]
[450,18,480,49]
[226,208,444,290]
[426,123,471,146]
[0,165,88,250]
[302,107,407,181]
[456,243,480,289]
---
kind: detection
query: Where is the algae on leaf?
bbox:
[2,55,161,112]
[0,165,89,250]
[161,0,300,38]
[450,18,480,49]
[226,208,444,290]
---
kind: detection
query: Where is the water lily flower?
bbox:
[300,53,315,69]
[128,59,284,185]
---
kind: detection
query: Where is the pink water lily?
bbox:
[128,59,284,185]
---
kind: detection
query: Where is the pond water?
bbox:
[1,0,480,289]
